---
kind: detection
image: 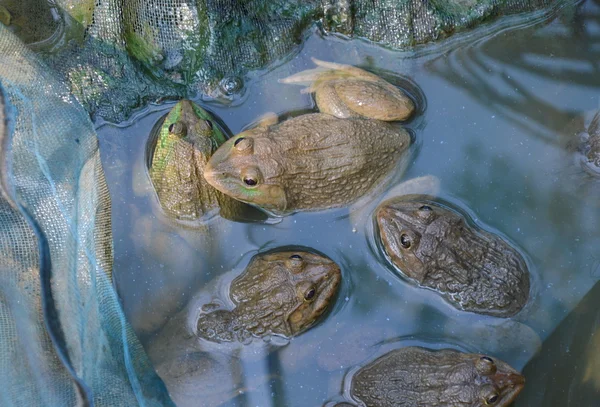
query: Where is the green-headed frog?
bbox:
[147,100,255,221]
[332,347,525,407]
[203,58,415,215]
[150,249,341,407]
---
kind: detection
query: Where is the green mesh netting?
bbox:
[0,25,174,406]
[2,0,558,122]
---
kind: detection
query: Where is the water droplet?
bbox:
[219,76,243,95]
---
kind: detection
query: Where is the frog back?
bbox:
[265,113,410,211]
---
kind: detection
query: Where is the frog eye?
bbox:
[419,205,432,211]
[400,233,412,249]
[480,385,500,405]
[485,393,499,405]
[397,230,419,251]
[476,356,497,375]
[304,287,316,301]
[290,254,302,260]
[168,122,186,136]
[234,137,253,153]
[204,119,213,129]
[241,167,261,188]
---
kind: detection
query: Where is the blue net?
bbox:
[0,25,174,407]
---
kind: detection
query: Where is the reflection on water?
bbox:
[520,280,600,405]
[99,1,600,405]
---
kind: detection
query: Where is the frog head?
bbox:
[203,131,288,212]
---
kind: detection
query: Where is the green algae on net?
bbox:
[0,0,563,122]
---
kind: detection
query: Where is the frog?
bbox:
[571,110,600,177]
[149,249,342,407]
[375,196,530,317]
[196,250,342,343]
[146,99,263,222]
[332,347,525,407]
[203,58,416,215]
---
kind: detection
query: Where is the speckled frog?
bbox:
[151,249,341,407]
[332,347,525,407]
[376,196,530,317]
[147,100,257,221]
[204,58,415,215]
[196,250,341,343]
[573,110,600,176]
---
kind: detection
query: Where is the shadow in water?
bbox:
[517,280,600,406]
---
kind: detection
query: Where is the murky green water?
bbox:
[98,1,600,405]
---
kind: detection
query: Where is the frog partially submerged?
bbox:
[333,347,525,407]
[572,110,600,177]
[150,249,341,406]
[376,196,530,317]
[203,58,415,215]
[196,250,342,343]
[147,100,258,221]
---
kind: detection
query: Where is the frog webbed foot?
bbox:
[280,57,415,121]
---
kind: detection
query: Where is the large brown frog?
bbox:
[203,58,415,215]
[150,249,341,407]
[196,250,341,343]
[376,196,530,317]
[333,347,525,407]
[572,110,600,177]
[147,100,261,221]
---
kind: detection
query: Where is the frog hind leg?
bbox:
[278,59,356,93]
[278,67,334,93]
[283,58,415,121]
[312,58,416,121]
[313,79,413,121]
[325,79,415,121]
[314,80,362,119]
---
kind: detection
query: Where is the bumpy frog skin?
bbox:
[196,250,341,343]
[578,110,600,176]
[151,249,341,407]
[203,58,414,214]
[376,196,530,317]
[281,58,415,121]
[147,100,250,221]
[336,347,525,407]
